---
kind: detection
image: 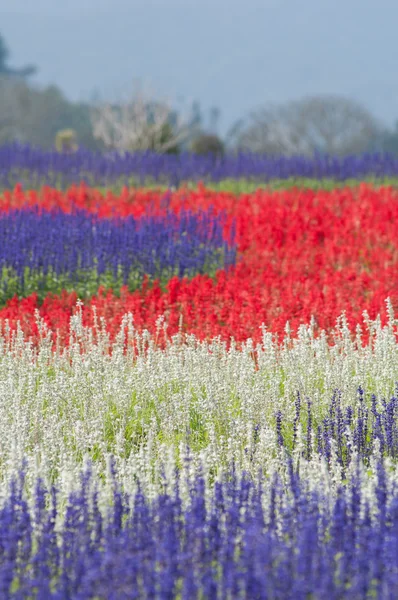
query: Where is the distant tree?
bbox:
[0,32,36,78]
[90,83,199,153]
[180,103,224,153]
[369,122,398,155]
[0,34,9,72]
[0,78,101,149]
[383,125,398,155]
[191,133,225,157]
[233,95,382,156]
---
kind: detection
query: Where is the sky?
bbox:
[1,0,397,135]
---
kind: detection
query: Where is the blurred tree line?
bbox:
[0,78,103,150]
[1,30,398,156]
[0,33,101,150]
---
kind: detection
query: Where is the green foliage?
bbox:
[3,169,398,196]
[202,176,398,193]
[4,172,398,196]
[190,134,225,157]
[146,121,180,154]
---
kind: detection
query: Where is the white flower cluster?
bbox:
[0,301,397,513]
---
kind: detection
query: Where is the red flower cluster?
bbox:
[0,183,215,218]
[1,183,398,346]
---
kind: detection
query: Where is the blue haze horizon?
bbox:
[2,0,398,135]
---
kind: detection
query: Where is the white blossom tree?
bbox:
[90,82,198,153]
[233,95,382,156]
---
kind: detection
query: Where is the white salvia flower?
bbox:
[0,304,398,514]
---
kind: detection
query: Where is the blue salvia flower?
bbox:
[306,397,313,460]
[329,389,338,440]
[29,478,59,597]
[0,467,34,598]
[351,503,374,598]
[4,142,398,188]
[275,410,284,448]
[0,207,237,302]
[374,412,386,456]
[335,391,345,466]
[382,496,398,596]
[323,417,332,465]
[316,425,323,456]
[353,386,365,456]
[345,405,353,428]
[384,396,397,457]
[6,457,398,596]
[293,391,301,449]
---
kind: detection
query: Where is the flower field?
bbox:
[2,162,398,596]
[3,142,398,190]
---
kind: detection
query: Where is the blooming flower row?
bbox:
[2,142,398,188]
[1,183,398,343]
[0,306,398,595]
[0,207,236,305]
[1,179,398,596]
[0,306,397,490]
[0,458,397,599]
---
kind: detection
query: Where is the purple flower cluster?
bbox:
[0,207,236,294]
[2,143,398,188]
[1,461,398,599]
[272,388,398,471]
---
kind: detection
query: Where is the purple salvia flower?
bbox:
[275,410,284,448]
[306,397,313,460]
[293,391,301,449]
